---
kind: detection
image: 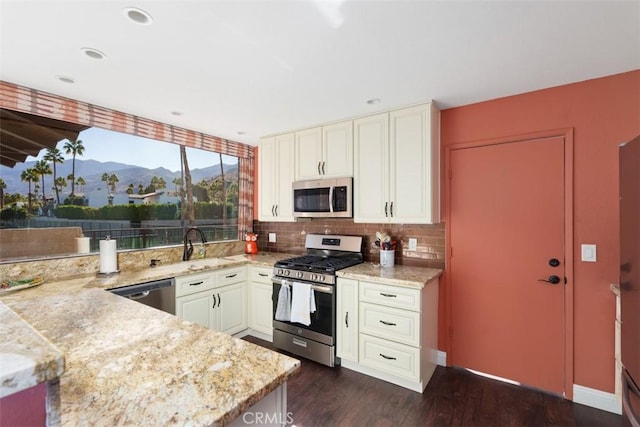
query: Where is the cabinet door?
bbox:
[249,282,274,337]
[216,282,248,335]
[322,121,353,178]
[353,113,389,223]
[176,291,215,329]
[389,103,440,224]
[294,127,323,181]
[259,134,295,222]
[258,136,278,221]
[274,133,295,221]
[336,278,359,362]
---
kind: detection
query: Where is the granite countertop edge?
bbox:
[336,263,443,289]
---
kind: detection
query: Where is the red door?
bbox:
[450,136,566,395]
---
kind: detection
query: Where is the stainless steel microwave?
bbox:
[292,177,353,218]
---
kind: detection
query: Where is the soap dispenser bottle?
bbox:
[197,242,206,259]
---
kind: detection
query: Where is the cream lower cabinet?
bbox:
[336,276,439,393]
[176,267,248,335]
[248,266,274,338]
[336,278,359,363]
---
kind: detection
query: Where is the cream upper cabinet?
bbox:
[295,121,353,180]
[258,133,294,221]
[354,102,440,224]
[353,113,389,222]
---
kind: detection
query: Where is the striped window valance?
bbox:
[0,80,255,237]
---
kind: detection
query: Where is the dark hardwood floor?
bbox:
[243,336,622,427]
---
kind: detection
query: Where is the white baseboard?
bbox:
[573,384,621,414]
[437,350,447,367]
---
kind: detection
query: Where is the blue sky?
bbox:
[27,127,237,172]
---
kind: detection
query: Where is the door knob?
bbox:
[549,258,560,267]
[538,275,561,285]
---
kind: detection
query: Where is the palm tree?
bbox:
[44,148,64,203]
[21,168,37,210]
[137,184,144,194]
[76,177,86,193]
[33,159,52,203]
[54,177,67,197]
[126,183,134,195]
[0,178,6,209]
[172,177,183,194]
[101,172,109,190]
[108,173,119,193]
[63,139,85,195]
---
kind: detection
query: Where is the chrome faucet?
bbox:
[183,227,207,261]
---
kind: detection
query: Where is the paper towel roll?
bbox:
[99,239,118,273]
[76,237,91,254]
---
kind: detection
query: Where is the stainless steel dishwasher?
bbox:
[109,278,176,314]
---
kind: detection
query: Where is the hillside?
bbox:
[0,158,238,196]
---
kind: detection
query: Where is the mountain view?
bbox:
[0,158,238,197]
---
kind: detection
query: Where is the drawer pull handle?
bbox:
[345,312,349,328]
[292,338,307,348]
[379,320,396,326]
[225,273,238,278]
[258,273,268,277]
[189,281,204,286]
[379,353,397,361]
[380,293,397,298]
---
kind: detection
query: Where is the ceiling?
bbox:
[1,1,638,147]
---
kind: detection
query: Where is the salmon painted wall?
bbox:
[440,70,640,393]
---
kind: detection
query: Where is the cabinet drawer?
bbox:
[359,334,420,382]
[360,281,421,311]
[216,266,247,286]
[360,302,420,347]
[175,272,215,297]
[249,267,273,284]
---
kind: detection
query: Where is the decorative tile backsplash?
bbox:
[252,220,445,269]
[0,241,245,282]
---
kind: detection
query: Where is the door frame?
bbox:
[444,128,574,399]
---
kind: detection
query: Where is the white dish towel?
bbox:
[275,280,291,321]
[291,282,316,326]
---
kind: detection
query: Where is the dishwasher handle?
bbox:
[128,291,151,300]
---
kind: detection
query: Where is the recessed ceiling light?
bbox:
[81,47,106,60]
[57,76,75,84]
[171,111,183,116]
[366,98,381,105]
[124,7,153,25]
[237,131,247,135]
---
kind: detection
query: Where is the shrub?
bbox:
[0,206,27,221]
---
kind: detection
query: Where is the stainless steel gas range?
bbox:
[271,234,363,367]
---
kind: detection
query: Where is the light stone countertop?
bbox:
[0,254,300,426]
[1,251,439,424]
[337,263,443,289]
[0,302,65,398]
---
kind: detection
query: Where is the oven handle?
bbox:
[271,277,333,294]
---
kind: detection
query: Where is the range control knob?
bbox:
[318,276,325,282]
[297,271,303,279]
[285,270,291,276]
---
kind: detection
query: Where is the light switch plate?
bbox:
[408,238,417,251]
[268,232,277,243]
[581,244,597,262]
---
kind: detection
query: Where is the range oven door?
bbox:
[272,277,336,346]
